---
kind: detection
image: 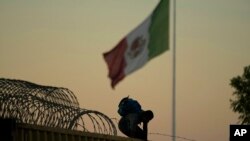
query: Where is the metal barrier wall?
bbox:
[0,119,140,141]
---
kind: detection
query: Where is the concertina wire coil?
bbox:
[0,78,117,135]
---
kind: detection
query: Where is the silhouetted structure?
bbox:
[0,78,116,135]
[0,118,142,141]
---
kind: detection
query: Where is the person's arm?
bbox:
[143,121,148,140]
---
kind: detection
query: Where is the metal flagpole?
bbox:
[172,0,176,141]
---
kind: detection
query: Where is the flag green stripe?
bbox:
[148,0,170,60]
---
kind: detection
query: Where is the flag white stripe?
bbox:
[124,16,152,75]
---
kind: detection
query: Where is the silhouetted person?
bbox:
[118,96,154,141]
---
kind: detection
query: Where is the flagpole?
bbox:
[172,0,176,141]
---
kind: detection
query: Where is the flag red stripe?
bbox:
[103,38,127,88]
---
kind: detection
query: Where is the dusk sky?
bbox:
[1,0,250,141]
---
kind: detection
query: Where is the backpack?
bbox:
[118,97,142,116]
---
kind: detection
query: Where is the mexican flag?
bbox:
[103,0,170,88]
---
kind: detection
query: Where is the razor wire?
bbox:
[0,78,117,135]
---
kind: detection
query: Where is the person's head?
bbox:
[119,96,129,106]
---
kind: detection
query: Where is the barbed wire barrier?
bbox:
[0,78,117,135]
